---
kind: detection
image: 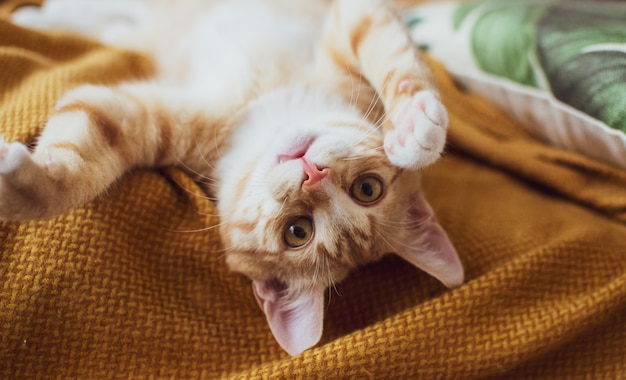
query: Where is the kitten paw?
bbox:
[0,139,31,174]
[384,90,449,169]
[0,138,52,220]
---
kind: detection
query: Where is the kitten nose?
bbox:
[301,157,329,187]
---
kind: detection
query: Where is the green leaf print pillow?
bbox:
[405,0,626,169]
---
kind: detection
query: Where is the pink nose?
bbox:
[301,157,329,186]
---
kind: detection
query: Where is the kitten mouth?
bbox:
[277,136,316,164]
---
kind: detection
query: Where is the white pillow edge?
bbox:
[449,68,626,170]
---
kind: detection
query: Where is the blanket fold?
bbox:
[433,50,626,223]
[1,2,625,378]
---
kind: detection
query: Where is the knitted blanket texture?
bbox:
[1,1,625,378]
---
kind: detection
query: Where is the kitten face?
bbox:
[217,88,395,286]
[214,88,462,355]
[223,120,395,287]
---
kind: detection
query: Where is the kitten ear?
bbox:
[393,193,464,288]
[252,279,324,356]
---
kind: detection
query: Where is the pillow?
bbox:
[404,0,626,170]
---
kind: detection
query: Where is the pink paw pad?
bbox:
[384,90,449,169]
[396,132,406,147]
[397,79,411,94]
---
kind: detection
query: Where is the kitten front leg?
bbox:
[322,0,449,168]
[0,83,225,221]
[0,85,143,220]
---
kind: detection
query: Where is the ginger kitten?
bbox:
[7,0,464,355]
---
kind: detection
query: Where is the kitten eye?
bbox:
[284,217,314,248]
[350,175,384,205]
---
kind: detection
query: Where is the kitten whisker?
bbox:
[371,225,395,249]
[192,177,218,187]
[361,87,382,123]
[194,126,221,173]
[277,196,289,215]
[348,70,360,111]
[171,180,219,203]
[335,52,363,112]
[374,224,434,253]
[378,221,426,230]
[368,86,398,133]
[193,210,221,218]
[341,146,384,160]
[324,255,340,298]
[156,169,220,205]
[351,71,394,146]
[166,219,231,234]
[375,201,432,229]
[342,105,384,150]
[342,101,387,152]
[211,114,224,163]
[373,201,434,250]
[333,49,381,134]
[176,159,218,184]
[343,128,379,152]
[313,257,320,285]
[212,245,236,261]
[372,105,394,131]
[150,122,216,185]
[376,216,429,229]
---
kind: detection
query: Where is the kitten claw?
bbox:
[384,90,448,169]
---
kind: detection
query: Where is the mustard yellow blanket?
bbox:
[1,1,625,378]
